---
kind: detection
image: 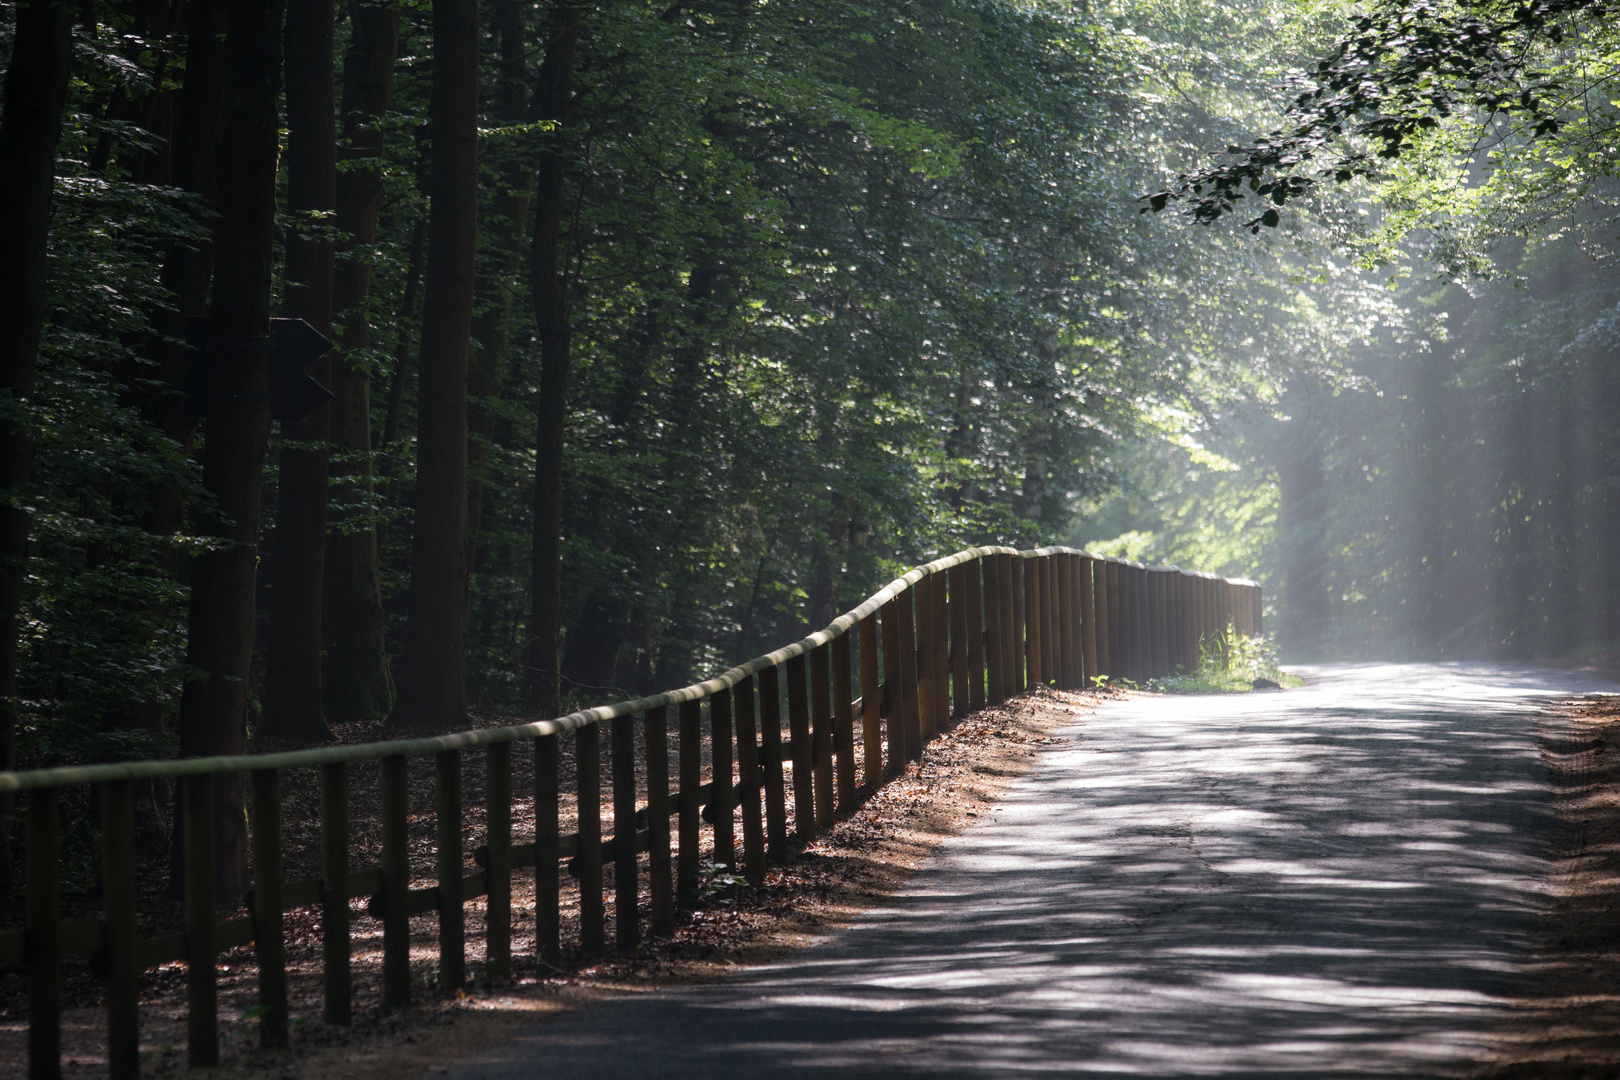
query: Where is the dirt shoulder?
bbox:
[1477,692,1620,1078]
[87,686,1116,1080]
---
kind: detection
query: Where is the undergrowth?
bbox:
[1146,629,1301,694]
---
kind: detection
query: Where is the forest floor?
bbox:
[1478,692,1620,1079]
[0,685,1120,1077]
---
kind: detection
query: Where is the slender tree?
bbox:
[0,0,75,890]
[177,0,286,894]
[323,0,402,723]
[523,0,584,717]
[388,0,480,731]
[262,0,339,741]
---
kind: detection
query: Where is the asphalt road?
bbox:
[448,663,1616,1079]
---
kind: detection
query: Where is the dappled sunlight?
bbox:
[448,664,1619,1078]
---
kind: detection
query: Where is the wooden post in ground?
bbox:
[611,714,640,948]
[832,637,857,812]
[435,750,465,989]
[320,762,351,1022]
[486,742,512,976]
[897,588,922,761]
[930,571,949,732]
[1024,557,1042,688]
[810,643,835,825]
[1079,556,1097,685]
[534,733,561,962]
[644,706,674,935]
[576,726,604,957]
[914,577,937,743]
[1010,556,1026,692]
[677,699,702,904]
[859,613,883,786]
[881,598,906,771]
[710,687,735,869]
[734,676,768,882]
[102,780,138,1080]
[184,774,218,1063]
[965,556,986,710]
[984,557,1006,705]
[758,666,789,853]
[250,768,288,1046]
[27,788,60,1080]
[949,562,970,718]
[787,652,815,840]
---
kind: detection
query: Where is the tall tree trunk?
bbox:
[522,0,584,718]
[262,0,337,742]
[467,0,533,551]
[143,0,229,550]
[0,0,75,892]
[387,0,478,732]
[178,0,285,897]
[322,0,400,724]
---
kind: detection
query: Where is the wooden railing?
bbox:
[0,545,1261,1079]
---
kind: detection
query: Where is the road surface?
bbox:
[449,663,1616,1079]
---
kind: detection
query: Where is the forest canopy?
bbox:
[1,0,1617,809]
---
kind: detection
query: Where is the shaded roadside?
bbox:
[1479,693,1620,1078]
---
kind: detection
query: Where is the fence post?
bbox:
[435,750,465,990]
[183,774,218,1065]
[1044,556,1060,684]
[611,714,640,948]
[486,741,512,978]
[809,644,835,825]
[915,576,937,742]
[1010,556,1027,691]
[1079,556,1097,684]
[949,562,970,718]
[897,587,922,761]
[102,780,138,1080]
[250,768,288,1048]
[832,636,858,812]
[787,652,815,840]
[535,733,561,963]
[678,698,702,904]
[881,597,906,769]
[577,725,604,957]
[710,687,736,869]
[930,572,949,732]
[984,558,1006,704]
[733,677,768,883]
[320,762,351,1023]
[858,613,883,786]
[1058,555,1076,689]
[644,705,674,934]
[381,755,410,1007]
[26,787,59,1080]
[965,557,986,710]
[758,666,789,852]
[1023,557,1042,688]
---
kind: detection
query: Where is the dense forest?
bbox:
[0,0,1616,784]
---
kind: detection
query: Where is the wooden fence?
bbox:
[0,545,1261,1079]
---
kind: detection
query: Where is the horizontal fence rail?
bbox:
[0,546,1260,1080]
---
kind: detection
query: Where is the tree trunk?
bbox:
[522,0,584,718]
[178,0,285,898]
[321,0,400,724]
[143,0,229,549]
[0,0,75,892]
[262,0,337,742]
[387,0,479,732]
[467,0,533,551]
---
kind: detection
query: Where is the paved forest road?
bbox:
[451,664,1618,1079]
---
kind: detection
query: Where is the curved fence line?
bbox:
[3,545,1262,1080]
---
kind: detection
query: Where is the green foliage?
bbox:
[1151,628,1296,693]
